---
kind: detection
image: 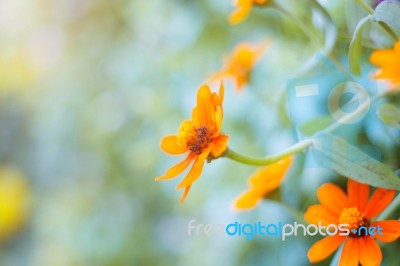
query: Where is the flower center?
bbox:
[177,120,213,154]
[339,207,370,237]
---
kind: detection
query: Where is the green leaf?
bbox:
[299,116,334,137]
[372,1,400,33]
[345,0,369,34]
[310,0,337,53]
[349,16,370,76]
[311,132,400,190]
[377,103,400,129]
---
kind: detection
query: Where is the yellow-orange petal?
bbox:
[347,179,369,211]
[304,205,339,226]
[370,50,399,66]
[192,106,199,126]
[210,88,223,110]
[369,41,400,89]
[214,107,223,134]
[176,148,210,189]
[244,157,292,196]
[234,74,248,91]
[339,238,360,266]
[251,157,292,187]
[234,44,254,67]
[247,168,266,188]
[307,235,345,263]
[196,85,213,126]
[210,135,229,157]
[209,71,228,87]
[233,190,261,210]
[155,154,194,181]
[232,156,291,212]
[394,40,400,54]
[229,0,252,25]
[359,237,382,266]
[371,220,400,242]
[233,40,268,69]
[180,185,192,203]
[364,188,396,219]
[210,84,224,127]
[376,67,400,79]
[218,81,224,105]
[177,165,202,190]
[177,166,201,190]
[160,135,187,155]
[317,183,349,216]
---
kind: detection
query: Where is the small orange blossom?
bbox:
[305,179,400,266]
[370,40,400,88]
[233,156,293,210]
[211,40,268,91]
[155,83,229,203]
[230,0,268,25]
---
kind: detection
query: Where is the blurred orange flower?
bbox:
[305,179,400,266]
[155,83,229,203]
[229,0,267,24]
[370,40,400,88]
[233,156,293,210]
[211,40,268,91]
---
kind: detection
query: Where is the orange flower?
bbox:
[233,156,293,210]
[211,40,268,91]
[155,83,229,203]
[305,179,400,266]
[229,0,268,24]
[370,40,400,88]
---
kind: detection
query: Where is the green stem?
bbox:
[354,0,399,41]
[223,140,313,166]
[379,22,399,42]
[272,1,347,77]
[271,2,322,49]
[309,0,337,52]
[224,90,390,166]
[377,193,400,220]
[355,0,374,14]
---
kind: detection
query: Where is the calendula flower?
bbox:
[0,168,31,242]
[370,40,400,88]
[230,0,268,24]
[305,179,400,266]
[233,156,293,210]
[155,83,229,203]
[211,40,268,91]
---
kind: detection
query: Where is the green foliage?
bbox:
[299,116,334,137]
[1,0,399,265]
[373,1,400,34]
[312,132,400,190]
[349,16,370,76]
[377,103,400,129]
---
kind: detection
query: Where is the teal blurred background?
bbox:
[0,0,399,265]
